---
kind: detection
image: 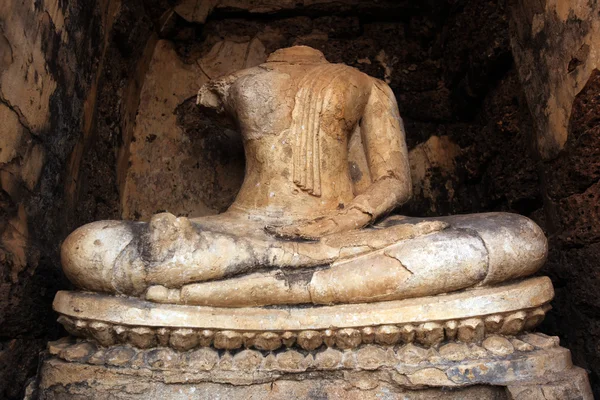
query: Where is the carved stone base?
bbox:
[32,333,592,399]
[53,277,554,351]
[41,277,592,398]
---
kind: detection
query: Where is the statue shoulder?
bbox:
[369,77,394,96]
[197,66,263,112]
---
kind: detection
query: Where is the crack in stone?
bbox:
[382,250,414,275]
[0,93,33,134]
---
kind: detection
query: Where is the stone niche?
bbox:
[1,0,599,399]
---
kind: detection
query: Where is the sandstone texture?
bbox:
[52,278,553,352]
[0,0,106,398]
[2,0,600,398]
[509,1,600,396]
[58,44,548,309]
[30,333,592,399]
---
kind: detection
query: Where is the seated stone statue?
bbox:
[60,46,547,309]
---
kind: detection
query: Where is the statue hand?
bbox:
[266,208,371,240]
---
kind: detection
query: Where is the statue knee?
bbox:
[478,213,548,285]
[61,220,137,293]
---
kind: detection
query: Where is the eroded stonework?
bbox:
[59,48,548,306]
[34,332,592,399]
[54,278,553,351]
[5,0,598,397]
[35,46,592,398]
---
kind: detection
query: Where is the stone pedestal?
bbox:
[31,278,592,399]
[31,333,592,399]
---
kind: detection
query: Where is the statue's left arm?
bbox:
[271,78,414,240]
[346,78,412,220]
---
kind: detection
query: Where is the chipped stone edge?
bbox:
[46,332,571,389]
[56,303,551,351]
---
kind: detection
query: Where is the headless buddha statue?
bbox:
[61,46,547,308]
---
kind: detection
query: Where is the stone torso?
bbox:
[224,62,373,221]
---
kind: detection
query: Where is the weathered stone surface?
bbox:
[32,345,593,399]
[519,333,560,350]
[169,328,198,351]
[396,344,428,365]
[510,339,534,353]
[297,330,322,351]
[88,349,108,366]
[145,348,181,370]
[52,278,553,352]
[2,0,598,397]
[457,318,485,343]
[121,39,248,220]
[60,42,547,311]
[407,368,455,387]
[356,345,390,370]
[233,349,263,370]
[416,322,444,347]
[276,350,309,372]
[88,321,117,347]
[439,343,470,362]
[485,315,504,334]
[105,346,136,367]
[281,331,296,347]
[44,336,568,377]
[0,0,105,397]
[187,348,218,371]
[467,344,489,360]
[509,0,600,159]
[46,338,74,356]
[59,342,96,362]
[128,327,156,349]
[254,332,282,351]
[315,348,343,370]
[336,328,363,349]
[213,330,242,350]
[0,0,159,396]
[508,2,600,393]
[482,336,514,357]
[507,367,593,400]
[36,358,514,399]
